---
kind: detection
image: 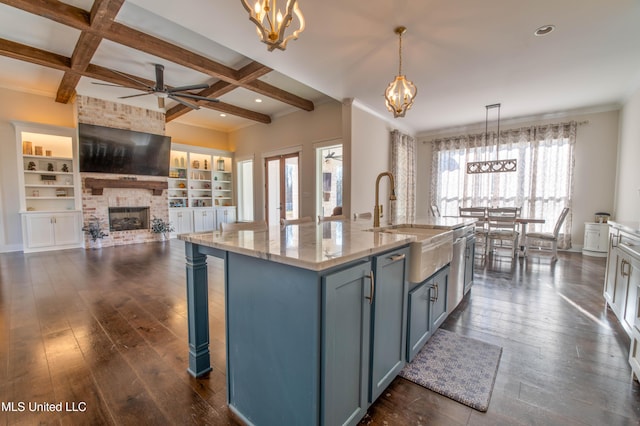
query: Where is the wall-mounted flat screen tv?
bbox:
[78,123,171,176]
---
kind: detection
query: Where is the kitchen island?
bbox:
[179,218,474,426]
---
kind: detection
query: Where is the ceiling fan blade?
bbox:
[157,96,165,109]
[118,91,154,99]
[173,93,220,102]
[155,64,164,92]
[168,83,209,92]
[91,82,136,89]
[168,94,200,110]
[109,68,155,91]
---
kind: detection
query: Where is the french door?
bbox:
[265,153,299,225]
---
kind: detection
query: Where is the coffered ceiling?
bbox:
[1,0,639,134]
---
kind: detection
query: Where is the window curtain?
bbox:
[430,121,576,249]
[391,129,416,224]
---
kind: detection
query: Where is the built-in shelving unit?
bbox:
[13,121,82,252]
[168,143,235,233]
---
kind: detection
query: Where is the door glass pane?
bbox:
[267,158,280,226]
[237,160,253,221]
[319,145,343,217]
[284,156,299,220]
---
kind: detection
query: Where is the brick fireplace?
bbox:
[77,96,169,248]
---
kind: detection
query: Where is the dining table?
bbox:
[514,217,546,257]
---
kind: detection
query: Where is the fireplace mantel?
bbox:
[84,178,167,196]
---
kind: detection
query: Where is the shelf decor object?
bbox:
[385,26,417,118]
[466,103,518,174]
[240,0,305,51]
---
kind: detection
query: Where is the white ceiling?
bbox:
[1,0,640,135]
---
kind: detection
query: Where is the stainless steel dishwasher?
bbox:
[448,225,474,313]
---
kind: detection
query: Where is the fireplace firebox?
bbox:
[108,207,150,231]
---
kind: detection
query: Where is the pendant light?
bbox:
[466,103,517,174]
[240,0,305,51]
[384,26,417,118]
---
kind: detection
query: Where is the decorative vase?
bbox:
[89,238,102,249]
[217,159,225,171]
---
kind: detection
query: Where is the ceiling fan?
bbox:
[324,151,342,161]
[93,64,219,110]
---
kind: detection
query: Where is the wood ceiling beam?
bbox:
[165,62,274,121]
[0,0,315,112]
[0,37,270,124]
[56,0,124,103]
[0,37,70,70]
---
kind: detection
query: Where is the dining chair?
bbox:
[459,207,488,256]
[318,215,347,222]
[525,207,570,261]
[486,207,519,258]
[281,216,313,225]
[430,205,441,217]
[353,212,372,221]
[220,220,268,232]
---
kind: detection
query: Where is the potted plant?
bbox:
[82,216,108,248]
[151,216,175,241]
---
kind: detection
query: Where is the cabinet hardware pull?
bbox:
[621,259,631,277]
[431,283,439,302]
[365,271,375,305]
[388,253,406,262]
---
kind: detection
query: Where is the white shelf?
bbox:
[169,145,234,211]
[23,154,72,161]
[24,170,74,175]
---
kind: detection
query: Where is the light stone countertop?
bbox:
[609,220,640,237]
[178,217,476,272]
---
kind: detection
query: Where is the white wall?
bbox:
[614,88,640,221]
[349,102,398,221]
[229,100,343,221]
[417,108,620,246]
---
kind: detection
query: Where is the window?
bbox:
[316,144,343,217]
[431,122,576,248]
[237,159,254,221]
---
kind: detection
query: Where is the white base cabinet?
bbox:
[215,206,236,230]
[21,211,82,252]
[583,222,609,257]
[169,210,194,235]
[193,208,215,232]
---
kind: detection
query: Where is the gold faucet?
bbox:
[373,172,397,228]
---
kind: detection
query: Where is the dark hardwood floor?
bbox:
[1,241,638,425]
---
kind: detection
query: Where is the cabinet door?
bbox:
[430,267,449,330]
[623,254,640,333]
[193,209,214,232]
[370,247,409,403]
[604,232,618,304]
[584,226,601,251]
[170,210,194,234]
[464,237,475,294]
[613,251,628,320]
[24,214,55,248]
[323,261,372,426]
[52,213,81,246]
[407,281,431,362]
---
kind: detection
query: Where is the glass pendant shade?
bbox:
[240,0,305,51]
[385,26,417,118]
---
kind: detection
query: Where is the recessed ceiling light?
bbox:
[220,113,226,117]
[255,98,263,103]
[534,25,555,36]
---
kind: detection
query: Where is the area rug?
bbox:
[399,329,502,412]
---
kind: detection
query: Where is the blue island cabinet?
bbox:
[220,245,409,426]
[407,266,449,361]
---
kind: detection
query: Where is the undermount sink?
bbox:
[369,225,453,283]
